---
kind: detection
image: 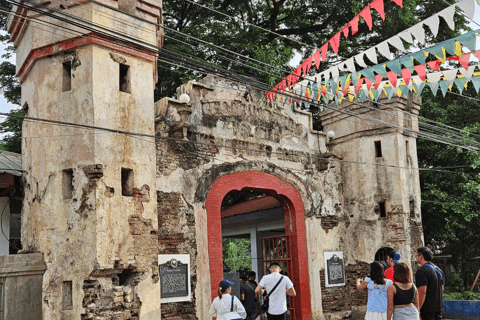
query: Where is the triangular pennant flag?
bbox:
[399,85,410,98]
[438,80,450,97]
[386,60,403,76]
[338,75,348,89]
[365,77,373,90]
[455,41,463,59]
[323,70,330,84]
[427,45,444,59]
[429,81,440,96]
[426,60,440,71]
[371,64,387,77]
[370,0,385,21]
[351,73,360,86]
[409,24,425,44]
[341,24,349,38]
[355,54,369,68]
[385,85,395,100]
[359,88,367,102]
[328,79,338,93]
[320,43,329,61]
[374,74,383,89]
[410,51,426,65]
[423,15,440,37]
[359,6,373,30]
[350,15,359,35]
[427,72,442,93]
[313,50,321,69]
[401,68,412,85]
[331,66,340,82]
[365,47,378,64]
[414,82,427,96]
[471,76,480,93]
[437,5,455,30]
[436,47,447,63]
[329,32,341,54]
[456,0,475,20]
[399,56,414,71]
[376,41,391,59]
[372,88,381,101]
[442,69,458,86]
[388,36,406,52]
[387,71,398,87]
[443,39,457,56]
[392,0,403,7]
[457,32,477,52]
[361,68,376,82]
[377,80,387,93]
[345,58,356,73]
[398,30,414,44]
[454,78,468,94]
[414,65,427,81]
[459,65,475,81]
[355,78,365,94]
[411,75,423,87]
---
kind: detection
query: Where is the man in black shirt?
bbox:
[248,271,258,287]
[240,274,257,320]
[415,247,445,320]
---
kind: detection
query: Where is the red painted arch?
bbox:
[205,171,312,319]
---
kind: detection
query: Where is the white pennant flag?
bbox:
[456,0,475,20]
[331,66,339,82]
[411,75,423,87]
[323,70,330,84]
[365,47,378,64]
[438,5,456,30]
[398,30,414,44]
[355,54,368,68]
[423,15,440,37]
[345,58,356,73]
[376,41,391,59]
[442,69,458,86]
[388,36,406,52]
[459,65,475,81]
[409,24,426,44]
[427,72,442,91]
[377,80,387,93]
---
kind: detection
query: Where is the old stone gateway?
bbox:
[6,1,423,319]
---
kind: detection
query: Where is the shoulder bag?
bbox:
[258,276,284,315]
[230,295,243,320]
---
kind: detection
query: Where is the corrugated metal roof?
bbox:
[0,150,22,176]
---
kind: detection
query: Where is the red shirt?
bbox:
[385,266,394,282]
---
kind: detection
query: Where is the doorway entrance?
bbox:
[205,171,312,319]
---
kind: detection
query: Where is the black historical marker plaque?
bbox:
[326,254,345,285]
[159,258,188,298]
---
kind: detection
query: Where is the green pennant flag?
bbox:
[372,88,380,101]
[338,75,348,89]
[454,78,468,95]
[413,83,427,96]
[442,39,457,56]
[361,68,376,82]
[351,73,360,86]
[400,85,410,98]
[371,65,387,77]
[471,76,480,93]
[359,89,367,102]
[334,95,341,105]
[457,31,477,52]
[384,86,395,100]
[399,56,414,72]
[427,45,444,58]
[323,95,330,104]
[410,51,426,65]
[386,60,402,76]
[328,79,338,94]
[438,80,450,97]
[429,82,440,96]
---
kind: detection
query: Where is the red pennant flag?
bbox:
[365,77,373,90]
[355,78,365,94]
[329,32,341,54]
[350,15,359,35]
[321,43,328,61]
[314,49,321,69]
[387,71,398,87]
[426,61,440,71]
[374,74,383,89]
[414,65,427,81]
[343,80,351,95]
[401,68,412,85]
[359,7,373,30]
[341,24,349,38]
[321,86,327,97]
[391,0,403,8]
[370,0,385,21]
[459,53,470,69]
[305,56,312,75]
[473,50,480,61]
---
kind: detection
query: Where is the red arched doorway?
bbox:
[205,171,312,319]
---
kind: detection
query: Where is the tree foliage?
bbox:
[223,238,252,274]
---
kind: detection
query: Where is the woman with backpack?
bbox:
[209,279,246,320]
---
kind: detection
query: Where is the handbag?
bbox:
[258,276,284,315]
[230,295,243,320]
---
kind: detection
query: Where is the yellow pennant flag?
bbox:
[455,41,463,59]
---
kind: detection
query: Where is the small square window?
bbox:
[379,201,386,218]
[62,169,74,199]
[119,64,130,93]
[375,141,382,158]
[121,168,134,196]
[62,62,72,92]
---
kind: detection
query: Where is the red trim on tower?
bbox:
[17,32,157,83]
[205,171,312,320]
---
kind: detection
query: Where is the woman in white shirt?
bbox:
[209,279,246,320]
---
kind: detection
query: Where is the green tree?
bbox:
[223,238,252,274]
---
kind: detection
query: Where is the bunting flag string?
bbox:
[272,0,477,95]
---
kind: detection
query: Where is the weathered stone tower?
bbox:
[8,0,163,318]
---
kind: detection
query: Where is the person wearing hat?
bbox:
[255,262,296,320]
[385,250,401,283]
[209,279,246,320]
[240,274,257,320]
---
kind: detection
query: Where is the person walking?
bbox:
[415,247,444,320]
[387,262,419,320]
[357,261,393,320]
[210,279,247,320]
[240,274,257,320]
[385,250,402,282]
[255,262,296,320]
